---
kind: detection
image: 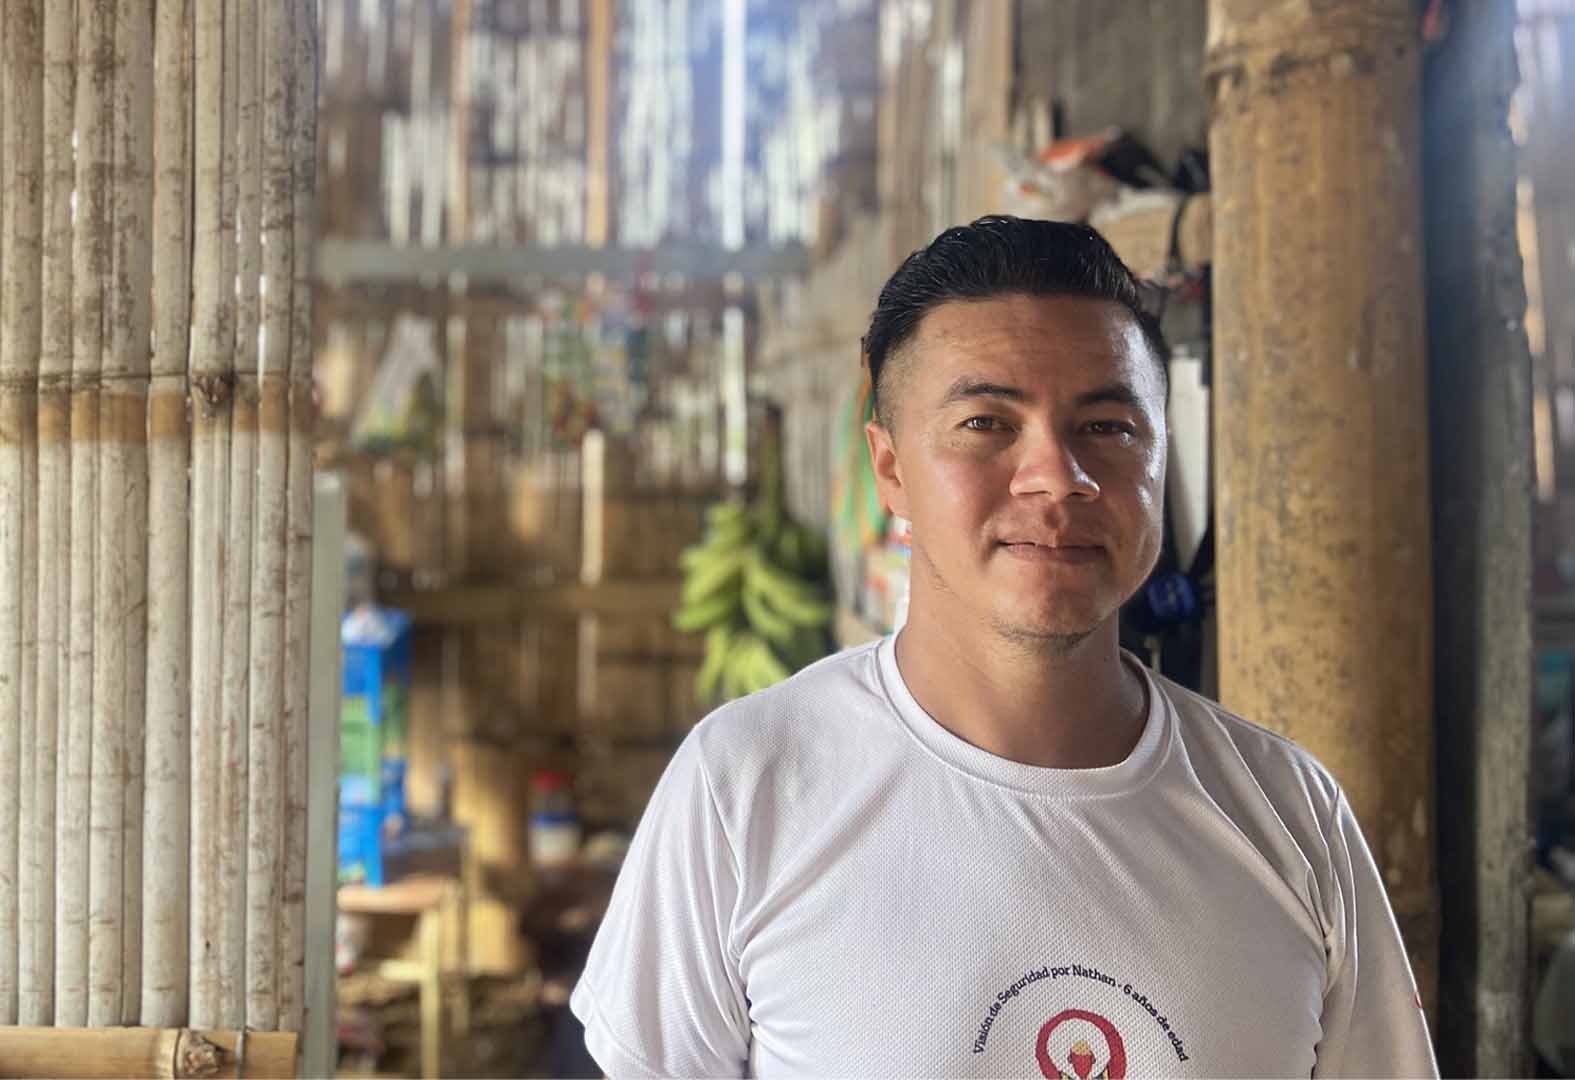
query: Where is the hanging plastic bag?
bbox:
[349,314,442,454]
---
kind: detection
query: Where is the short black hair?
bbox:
[862,215,1168,427]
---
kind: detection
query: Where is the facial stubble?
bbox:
[914,540,1100,659]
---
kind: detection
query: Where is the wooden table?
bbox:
[338,874,470,1079]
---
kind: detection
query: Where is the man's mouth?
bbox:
[997,540,1105,563]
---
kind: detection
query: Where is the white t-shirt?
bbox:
[572,636,1437,1078]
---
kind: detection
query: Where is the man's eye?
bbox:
[961,416,1005,432]
[1085,420,1137,437]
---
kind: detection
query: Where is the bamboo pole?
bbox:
[15,405,40,1011]
[0,10,10,1021]
[0,0,44,1032]
[188,0,234,1030]
[1206,0,1437,1003]
[12,0,45,1031]
[213,0,252,1029]
[30,0,75,1029]
[0,1026,298,1080]
[86,0,128,1025]
[108,0,156,1027]
[86,0,133,1024]
[144,0,194,1030]
[280,0,319,1032]
[245,0,296,1032]
[62,0,114,1029]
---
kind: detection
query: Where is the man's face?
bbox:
[866,294,1167,647]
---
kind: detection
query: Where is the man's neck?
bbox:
[893,605,1147,770]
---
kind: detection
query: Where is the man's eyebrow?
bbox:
[936,378,1145,410]
[938,377,1027,406]
[1073,382,1143,409]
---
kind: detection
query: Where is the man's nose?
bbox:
[1008,433,1100,501]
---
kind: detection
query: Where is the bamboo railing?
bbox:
[0,1026,298,1079]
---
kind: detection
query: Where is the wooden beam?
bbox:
[585,0,611,248]
[1424,0,1535,1070]
[315,239,811,285]
[383,580,682,625]
[449,0,471,244]
[958,0,1013,223]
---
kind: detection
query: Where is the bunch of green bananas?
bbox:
[673,498,835,705]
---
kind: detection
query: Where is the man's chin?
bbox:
[988,608,1106,653]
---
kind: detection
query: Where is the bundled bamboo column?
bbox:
[245,0,296,1031]
[188,0,236,1029]
[280,0,319,1031]
[143,0,195,1030]
[29,0,75,1029]
[1,0,45,1031]
[0,0,317,1042]
[61,0,113,1030]
[106,0,156,1027]
[1206,0,1437,1000]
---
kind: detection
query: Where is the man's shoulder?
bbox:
[692,638,889,756]
[684,638,904,824]
[1153,670,1345,820]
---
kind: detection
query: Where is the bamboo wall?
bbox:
[752,0,1010,531]
[0,0,319,1034]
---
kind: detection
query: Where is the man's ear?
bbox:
[865,419,909,519]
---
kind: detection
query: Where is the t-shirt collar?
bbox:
[874,631,1172,800]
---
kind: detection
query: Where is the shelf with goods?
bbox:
[314,288,736,997]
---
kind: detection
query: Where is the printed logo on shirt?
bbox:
[972,962,1189,1071]
[1036,1009,1126,1079]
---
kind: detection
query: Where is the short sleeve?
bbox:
[1313,792,1438,1078]
[570,729,752,1078]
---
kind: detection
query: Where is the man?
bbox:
[571,216,1437,1077]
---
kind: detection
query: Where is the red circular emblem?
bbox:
[1036,1009,1128,1079]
